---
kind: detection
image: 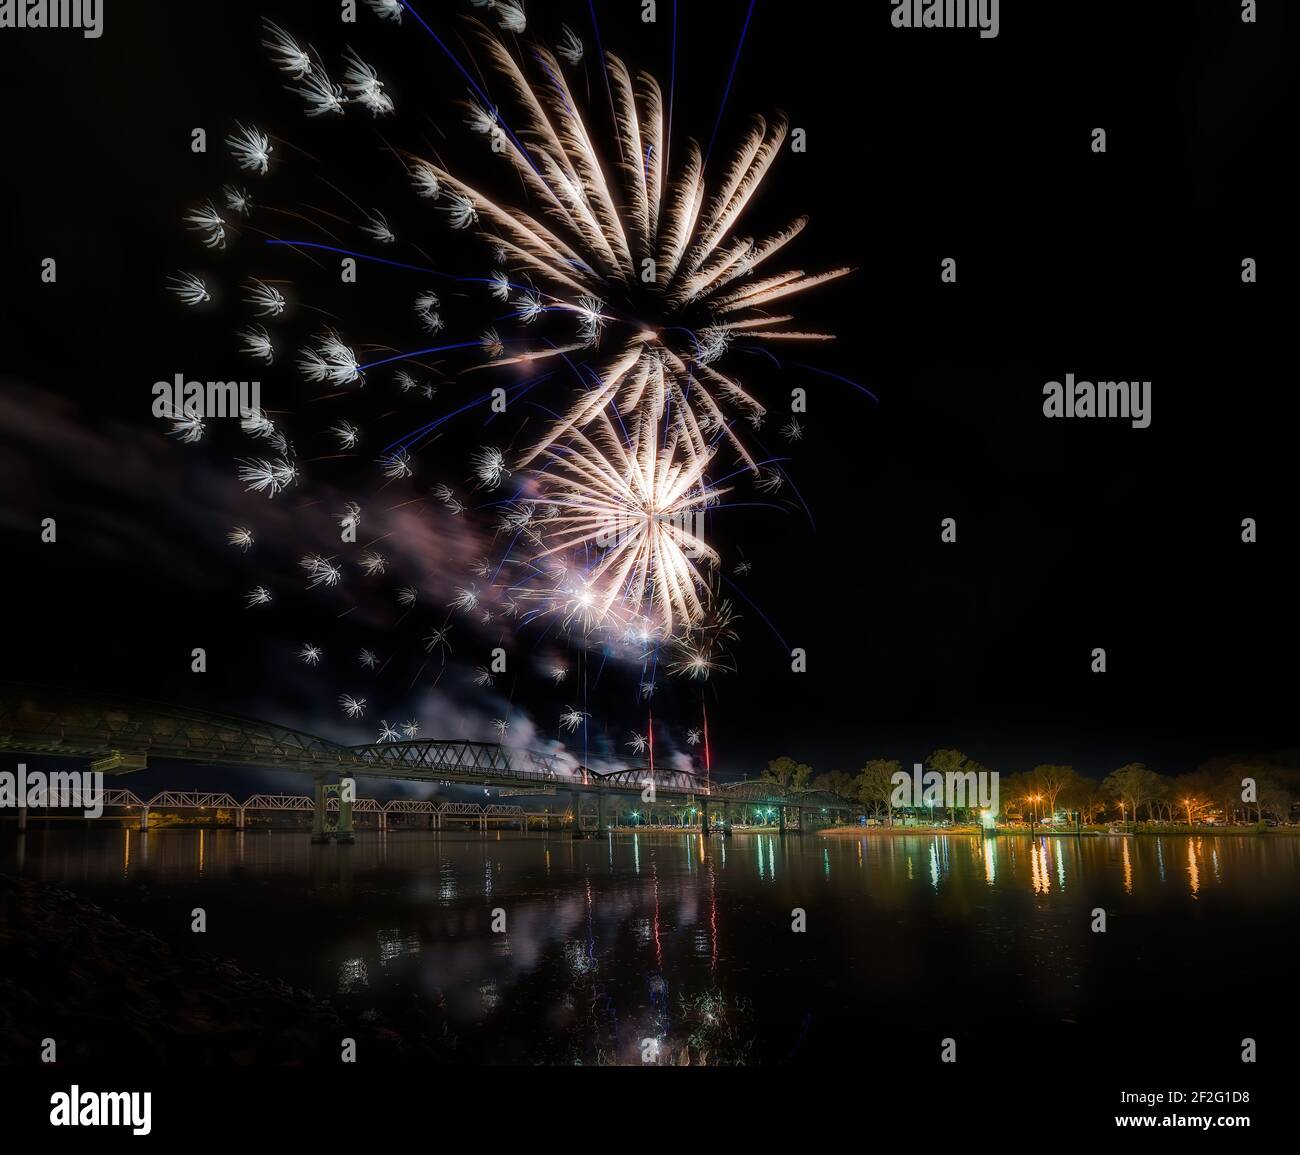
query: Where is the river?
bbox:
[5,828,1296,1066]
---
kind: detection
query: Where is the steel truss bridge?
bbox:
[76,790,553,832]
[0,687,863,836]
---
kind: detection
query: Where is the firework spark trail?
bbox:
[160,1,859,763]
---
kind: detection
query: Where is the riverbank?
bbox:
[815,823,1290,837]
[0,874,459,1065]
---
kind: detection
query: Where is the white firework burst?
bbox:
[424,626,452,655]
[378,450,413,480]
[240,407,276,439]
[528,410,725,632]
[409,160,441,200]
[184,201,227,250]
[299,330,363,387]
[414,291,443,333]
[433,484,466,516]
[495,1,526,34]
[342,48,394,116]
[332,420,361,450]
[559,707,588,733]
[449,586,479,613]
[245,586,273,607]
[339,695,367,719]
[378,720,401,742]
[491,718,510,738]
[574,295,606,346]
[694,327,731,365]
[473,666,495,688]
[396,586,418,608]
[686,728,702,746]
[227,123,272,174]
[550,666,568,684]
[781,418,804,442]
[470,445,510,490]
[444,191,478,230]
[359,551,387,576]
[514,289,544,324]
[557,24,583,66]
[361,210,396,243]
[467,98,499,136]
[299,643,323,665]
[340,501,362,531]
[227,527,254,552]
[301,553,343,589]
[243,278,286,317]
[165,410,205,444]
[238,457,296,497]
[167,271,210,307]
[401,719,421,739]
[480,328,505,359]
[222,185,253,216]
[365,0,403,24]
[262,18,313,78]
[239,325,275,364]
[359,649,380,670]
[626,732,648,755]
[295,66,346,117]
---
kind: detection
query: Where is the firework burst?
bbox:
[160,2,854,749]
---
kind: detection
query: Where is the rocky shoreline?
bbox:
[0,875,458,1065]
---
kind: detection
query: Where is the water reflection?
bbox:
[4,828,1297,1064]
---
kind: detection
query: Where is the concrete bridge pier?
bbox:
[139,806,150,832]
[310,777,328,844]
[335,779,355,844]
[778,805,787,836]
[235,807,247,831]
[570,791,585,838]
[700,798,709,833]
[597,792,607,834]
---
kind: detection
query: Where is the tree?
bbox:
[763,756,812,792]
[856,759,902,825]
[1030,765,1078,820]
[1062,774,1106,824]
[1103,763,1161,826]
[926,748,970,821]
[1258,778,1294,825]
[812,769,856,800]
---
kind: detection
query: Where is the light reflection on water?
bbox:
[4,828,1298,1064]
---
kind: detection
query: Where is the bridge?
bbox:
[18,789,556,832]
[0,686,863,841]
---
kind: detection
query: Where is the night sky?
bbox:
[1,0,1294,784]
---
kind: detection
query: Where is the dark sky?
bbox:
[1,0,1294,784]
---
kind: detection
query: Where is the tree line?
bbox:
[760,752,1298,825]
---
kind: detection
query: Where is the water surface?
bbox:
[6,828,1296,1065]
